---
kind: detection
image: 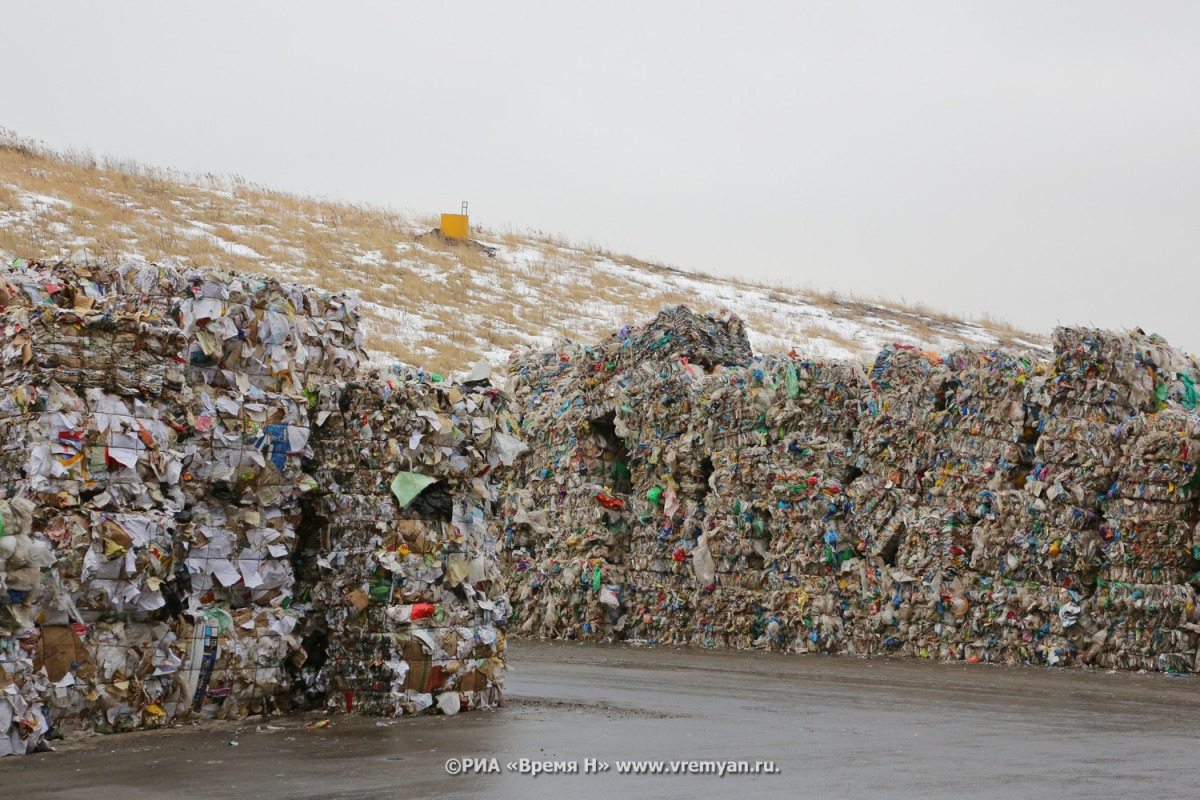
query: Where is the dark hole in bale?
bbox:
[409,480,454,520]
[79,486,106,504]
[932,381,952,413]
[290,497,326,585]
[300,630,329,672]
[284,628,329,711]
[879,523,905,566]
[695,455,715,502]
[588,412,632,495]
[154,562,190,622]
[1020,402,1042,443]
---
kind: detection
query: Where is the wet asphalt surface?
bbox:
[4,639,1199,799]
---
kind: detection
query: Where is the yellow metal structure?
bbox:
[441,201,470,239]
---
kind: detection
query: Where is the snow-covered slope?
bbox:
[0,135,1045,372]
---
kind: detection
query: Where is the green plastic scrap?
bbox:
[369,577,394,603]
[389,471,437,507]
[610,459,631,482]
[646,486,663,505]
[1178,371,1197,410]
[785,363,800,399]
[202,607,234,633]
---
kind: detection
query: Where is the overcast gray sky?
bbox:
[6,1,1199,349]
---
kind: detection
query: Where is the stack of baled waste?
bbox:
[1103,409,1198,585]
[619,357,730,648]
[0,498,55,755]
[602,307,750,650]
[846,345,943,567]
[1085,408,1200,672]
[686,356,865,653]
[919,349,1084,666]
[501,309,1200,674]
[0,258,357,750]
[1028,329,1200,670]
[0,257,518,756]
[842,345,954,659]
[501,307,752,643]
[301,372,523,717]
[500,338,633,642]
[1019,328,1147,587]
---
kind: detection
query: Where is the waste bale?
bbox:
[1098,408,1200,584]
[1031,327,1198,422]
[1080,582,1199,672]
[0,498,54,754]
[919,349,1036,510]
[967,495,1102,590]
[304,376,519,716]
[0,259,364,396]
[614,305,752,371]
[501,314,1200,674]
[0,378,315,732]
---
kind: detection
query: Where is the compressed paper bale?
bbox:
[0,258,520,742]
[1,259,365,396]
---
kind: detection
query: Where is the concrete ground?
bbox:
[4,640,1198,800]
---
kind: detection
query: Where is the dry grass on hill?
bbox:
[0,131,1043,372]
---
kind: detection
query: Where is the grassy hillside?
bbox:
[0,131,1043,373]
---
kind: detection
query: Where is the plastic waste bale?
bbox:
[915,349,1036,517]
[1080,582,1199,672]
[1096,408,1199,585]
[967,495,1102,591]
